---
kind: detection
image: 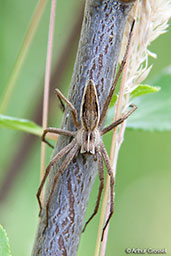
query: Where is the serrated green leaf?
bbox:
[131,84,160,98]
[106,66,171,131]
[0,115,42,136]
[0,225,11,256]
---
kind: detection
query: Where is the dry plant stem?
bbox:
[100,19,133,256]
[95,16,134,256]
[45,132,58,142]
[0,0,48,114]
[41,0,56,202]
[32,1,134,255]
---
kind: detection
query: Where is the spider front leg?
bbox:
[56,91,65,113]
[42,88,80,149]
[55,89,80,129]
[43,142,79,233]
[82,151,104,232]
[101,104,137,135]
[101,144,115,241]
[42,128,76,149]
[37,138,77,216]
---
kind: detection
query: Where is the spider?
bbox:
[37,21,136,240]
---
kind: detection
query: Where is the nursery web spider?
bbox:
[37,21,136,240]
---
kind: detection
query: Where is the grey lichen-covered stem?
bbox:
[32,0,135,255]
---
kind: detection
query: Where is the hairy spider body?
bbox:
[37,20,136,240]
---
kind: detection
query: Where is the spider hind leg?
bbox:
[43,142,79,233]
[82,151,104,232]
[101,144,115,241]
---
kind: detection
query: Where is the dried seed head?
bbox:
[119,0,171,95]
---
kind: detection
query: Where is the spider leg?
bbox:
[56,92,65,112]
[101,144,115,241]
[82,151,104,232]
[55,89,80,129]
[36,138,77,216]
[42,127,76,149]
[101,104,137,135]
[43,142,79,233]
[98,19,135,127]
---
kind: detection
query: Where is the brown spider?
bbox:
[37,21,136,240]
[37,81,136,237]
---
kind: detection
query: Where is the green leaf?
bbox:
[109,94,118,108]
[0,115,42,136]
[106,66,171,131]
[0,225,11,256]
[131,84,160,98]
[127,66,171,131]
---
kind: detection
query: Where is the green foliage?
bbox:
[109,94,118,108]
[1,0,171,255]
[0,115,42,136]
[127,67,171,131]
[130,84,160,98]
[107,67,171,131]
[0,225,11,256]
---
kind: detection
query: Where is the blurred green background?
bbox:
[0,1,171,256]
